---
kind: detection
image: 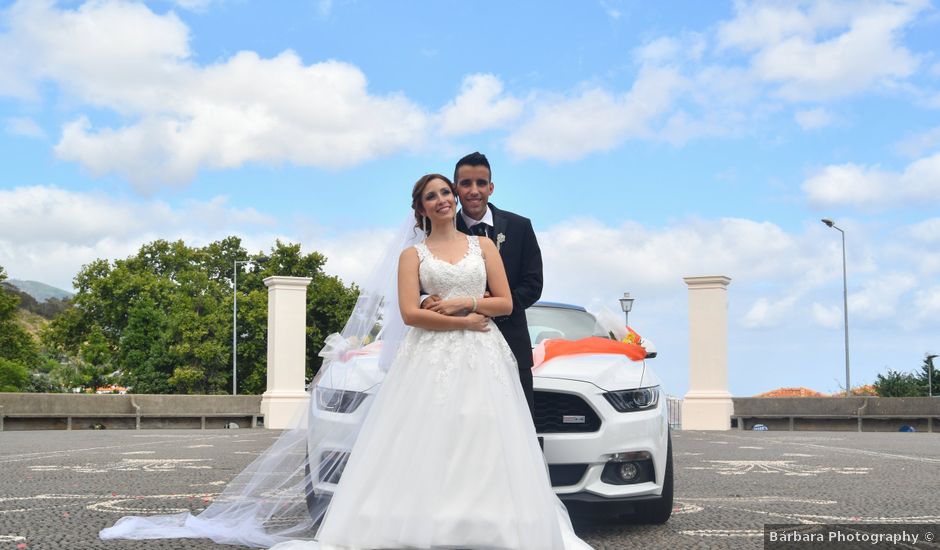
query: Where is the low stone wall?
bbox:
[0,393,264,431]
[732,397,940,432]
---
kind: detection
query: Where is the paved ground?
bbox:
[1,429,938,549]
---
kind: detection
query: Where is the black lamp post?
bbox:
[822,218,851,396]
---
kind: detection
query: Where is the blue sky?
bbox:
[1,0,939,397]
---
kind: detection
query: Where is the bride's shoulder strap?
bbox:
[468,234,483,257]
[413,241,430,262]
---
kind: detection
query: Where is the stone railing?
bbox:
[732,397,940,432]
[0,393,263,431]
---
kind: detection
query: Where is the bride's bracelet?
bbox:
[470,297,478,313]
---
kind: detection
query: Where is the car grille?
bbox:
[534,391,601,433]
[548,464,588,487]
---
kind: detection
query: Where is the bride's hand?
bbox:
[428,297,471,316]
[463,313,490,332]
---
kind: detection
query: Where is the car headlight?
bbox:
[316,387,367,413]
[603,386,659,412]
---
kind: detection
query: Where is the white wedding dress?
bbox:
[272,235,591,550]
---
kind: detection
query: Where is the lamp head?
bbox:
[928,354,938,361]
[619,292,635,314]
[821,218,834,228]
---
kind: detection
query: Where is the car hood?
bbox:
[533,353,661,392]
[318,356,383,393]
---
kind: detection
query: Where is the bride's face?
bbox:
[420,178,457,223]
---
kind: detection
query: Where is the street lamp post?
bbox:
[928,355,938,398]
[822,218,851,396]
[619,292,635,327]
[232,257,268,395]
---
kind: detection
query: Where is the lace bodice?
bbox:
[414,235,486,300]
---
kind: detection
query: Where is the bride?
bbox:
[100,174,592,549]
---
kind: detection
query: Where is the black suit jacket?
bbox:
[457,203,543,369]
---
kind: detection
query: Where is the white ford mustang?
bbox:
[307,302,673,524]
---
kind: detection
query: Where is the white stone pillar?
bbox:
[681,275,734,430]
[260,276,312,429]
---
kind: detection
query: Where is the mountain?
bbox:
[6,279,74,302]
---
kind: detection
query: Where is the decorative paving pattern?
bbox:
[0,429,937,549]
[685,459,871,476]
[29,458,213,474]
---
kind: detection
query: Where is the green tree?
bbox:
[233,241,359,392]
[873,368,923,397]
[0,357,29,392]
[42,238,358,394]
[0,265,41,391]
[116,295,173,393]
[78,325,113,391]
[917,354,939,396]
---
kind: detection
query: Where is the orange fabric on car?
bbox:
[536,336,646,366]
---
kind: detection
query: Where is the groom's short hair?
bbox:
[454,151,491,183]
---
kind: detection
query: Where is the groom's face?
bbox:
[456,165,494,220]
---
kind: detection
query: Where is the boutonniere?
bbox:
[496,233,506,251]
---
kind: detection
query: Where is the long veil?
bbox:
[99,217,426,547]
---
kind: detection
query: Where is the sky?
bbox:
[1,0,939,397]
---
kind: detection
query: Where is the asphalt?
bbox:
[1,429,938,549]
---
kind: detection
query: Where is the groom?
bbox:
[423,152,544,421]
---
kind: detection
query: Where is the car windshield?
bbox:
[526,305,604,345]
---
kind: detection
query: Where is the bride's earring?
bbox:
[423,215,428,234]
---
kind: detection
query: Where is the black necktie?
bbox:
[472,223,489,238]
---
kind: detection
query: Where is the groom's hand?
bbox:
[421,295,442,310]
[463,313,491,332]
[429,298,471,316]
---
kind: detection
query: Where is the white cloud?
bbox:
[717,0,925,101]
[0,0,192,109]
[931,62,940,78]
[506,66,685,161]
[438,74,522,137]
[599,0,622,19]
[636,33,707,65]
[743,294,798,328]
[802,151,940,208]
[0,1,429,191]
[909,217,940,243]
[812,302,843,329]
[635,37,681,65]
[794,107,833,130]
[169,0,214,11]
[894,126,940,158]
[913,286,940,320]
[4,116,45,138]
[0,186,277,289]
[537,217,814,303]
[848,272,918,320]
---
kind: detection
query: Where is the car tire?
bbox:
[634,430,673,524]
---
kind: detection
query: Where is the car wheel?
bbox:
[634,430,673,524]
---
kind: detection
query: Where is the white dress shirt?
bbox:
[460,205,494,231]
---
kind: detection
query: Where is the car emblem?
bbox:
[562,415,586,424]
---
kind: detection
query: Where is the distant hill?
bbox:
[6,279,73,302]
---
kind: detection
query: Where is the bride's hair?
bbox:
[411,173,456,234]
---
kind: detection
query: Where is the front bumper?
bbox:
[535,377,669,501]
